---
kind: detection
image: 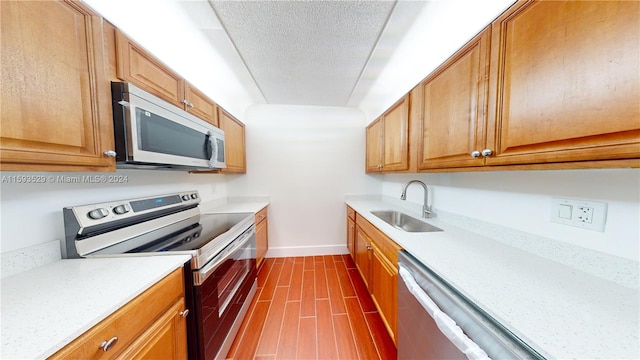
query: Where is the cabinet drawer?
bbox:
[347,206,356,221]
[355,214,402,265]
[49,268,184,359]
[255,207,268,225]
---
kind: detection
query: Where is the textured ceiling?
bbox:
[207,0,400,106]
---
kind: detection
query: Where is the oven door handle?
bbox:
[194,226,255,285]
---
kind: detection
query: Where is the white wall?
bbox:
[0,170,226,254]
[382,169,640,261]
[226,104,382,256]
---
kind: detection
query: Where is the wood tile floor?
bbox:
[226,255,397,360]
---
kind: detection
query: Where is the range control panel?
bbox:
[68,191,200,227]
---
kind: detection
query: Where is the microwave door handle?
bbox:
[205,131,215,168]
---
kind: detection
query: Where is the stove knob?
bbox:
[181,195,190,201]
[113,204,130,215]
[87,208,109,220]
[190,193,198,199]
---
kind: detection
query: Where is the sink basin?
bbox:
[370,211,443,233]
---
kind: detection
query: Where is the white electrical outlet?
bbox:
[576,206,594,223]
[550,198,607,232]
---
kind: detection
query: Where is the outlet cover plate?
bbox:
[550,197,607,232]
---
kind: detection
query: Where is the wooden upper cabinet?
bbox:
[366,95,410,173]
[218,108,246,173]
[418,28,490,169]
[0,0,115,171]
[366,118,384,172]
[115,30,218,126]
[485,0,640,165]
[382,96,410,171]
[115,30,184,108]
[185,84,218,126]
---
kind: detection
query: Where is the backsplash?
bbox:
[1,241,61,279]
[382,169,640,262]
[381,194,639,289]
[0,169,227,260]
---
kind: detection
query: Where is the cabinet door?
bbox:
[418,28,490,169]
[382,96,410,171]
[115,30,185,109]
[0,0,115,171]
[119,298,188,360]
[49,269,185,359]
[371,244,398,343]
[365,118,383,172]
[218,108,246,174]
[185,84,218,126]
[347,216,356,261]
[486,0,640,165]
[354,226,372,290]
[256,213,268,269]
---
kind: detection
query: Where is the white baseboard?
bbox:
[265,244,349,258]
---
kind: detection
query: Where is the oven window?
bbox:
[216,246,251,316]
[136,107,208,159]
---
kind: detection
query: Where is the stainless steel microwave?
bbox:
[111,82,225,170]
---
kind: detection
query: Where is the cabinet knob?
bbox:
[187,103,195,108]
[366,244,372,251]
[179,309,189,318]
[377,164,383,170]
[181,99,188,105]
[99,336,118,352]
[470,151,481,158]
[481,149,493,157]
[103,150,117,158]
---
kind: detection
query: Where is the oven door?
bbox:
[191,225,257,360]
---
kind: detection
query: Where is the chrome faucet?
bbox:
[400,180,432,218]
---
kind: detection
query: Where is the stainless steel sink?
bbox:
[371,211,443,233]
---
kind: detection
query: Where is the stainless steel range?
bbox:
[62,191,257,360]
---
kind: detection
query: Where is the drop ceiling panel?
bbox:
[209,0,395,106]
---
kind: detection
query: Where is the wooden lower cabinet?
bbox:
[117,298,188,360]
[371,242,398,342]
[354,226,372,289]
[353,212,402,343]
[346,206,356,260]
[49,268,188,360]
[255,206,269,269]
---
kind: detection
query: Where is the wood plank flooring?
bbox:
[226,255,397,360]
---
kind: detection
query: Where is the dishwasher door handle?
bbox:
[398,264,490,360]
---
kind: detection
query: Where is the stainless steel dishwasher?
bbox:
[397,251,545,360]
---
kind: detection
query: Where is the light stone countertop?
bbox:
[1,255,191,359]
[346,197,639,359]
